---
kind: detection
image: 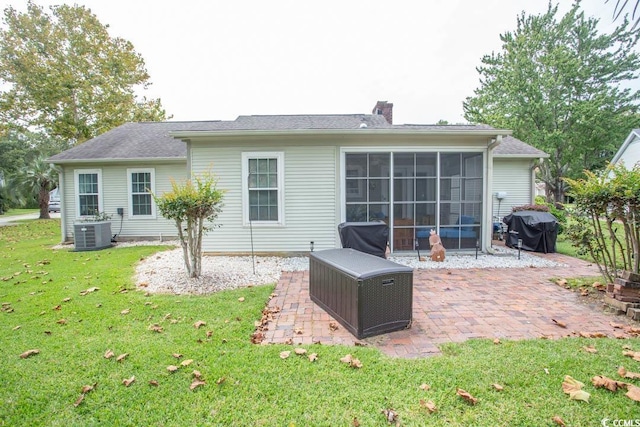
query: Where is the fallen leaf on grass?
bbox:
[492,383,504,391]
[583,345,598,354]
[190,379,205,390]
[19,349,39,359]
[193,320,206,329]
[149,380,159,386]
[216,377,226,385]
[626,385,640,402]
[419,399,437,413]
[116,353,128,362]
[419,383,431,391]
[172,353,182,359]
[12,325,21,330]
[552,415,566,426]
[104,349,114,359]
[62,297,71,302]
[352,417,360,427]
[340,354,363,369]
[238,297,245,302]
[56,319,67,325]
[149,324,163,333]
[562,375,590,402]
[623,350,640,362]
[456,388,478,405]
[493,338,501,345]
[340,354,353,364]
[618,366,640,380]
[382,408,398,423]
[53,305,61,310]
[73,394,85,407]
[122,376,135,387]
[167,365,179,372]
[592,375,626,392]
[280,351,291,359]
[556,279,568,287]
[192,370,202,379]
[79,287,99,296]
[120,308,130,315]
[552,319,567,328]
[308,353,318,362]
[181,359,193,367]
[81,383,96,394]
[294,348,307,355]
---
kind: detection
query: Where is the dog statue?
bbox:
[429,229,446,262]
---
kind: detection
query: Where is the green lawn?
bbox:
[1,221,639,426]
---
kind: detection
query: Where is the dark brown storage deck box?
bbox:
[309,248,413,339]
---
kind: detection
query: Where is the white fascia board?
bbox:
[47,157,186,165]
[169,128,513,140]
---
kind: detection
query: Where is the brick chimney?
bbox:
[372,101,393,124]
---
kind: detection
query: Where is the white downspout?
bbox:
[530,158,542,203]
[58,168,66,243]
[485,135,502,253]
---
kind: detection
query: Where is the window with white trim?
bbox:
[74,169,102,217]
[242,152,284,225]
[127,168,155,218]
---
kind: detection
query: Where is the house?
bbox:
[611,129,640,169]
[47,102,547,253]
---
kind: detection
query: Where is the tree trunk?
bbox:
[176,219,193,277]
[38,186,50,219]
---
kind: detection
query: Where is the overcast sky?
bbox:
[1,0,634,124]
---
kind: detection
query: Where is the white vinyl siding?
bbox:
[127,168,156,219]
[618,137,640,169]
[191,143,337,253]
[62,163,185,241]
[492,158,534,220]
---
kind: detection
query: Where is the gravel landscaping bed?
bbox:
[133,243,566,295]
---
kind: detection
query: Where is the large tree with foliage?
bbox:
[0,1,167,145]
[464,2,640,203]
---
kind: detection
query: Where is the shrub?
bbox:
[564,164,640,281]
[154,172,225,278]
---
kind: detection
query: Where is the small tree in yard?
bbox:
[154,174,224,278]
[564,164,640,282]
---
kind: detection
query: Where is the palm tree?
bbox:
[16,157,59,219]
[608,0,640,28]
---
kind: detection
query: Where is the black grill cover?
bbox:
[338,222,389,258]
[503,211,559,253]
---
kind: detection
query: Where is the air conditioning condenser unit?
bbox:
[73,222,112,251]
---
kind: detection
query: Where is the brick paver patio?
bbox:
[262,245,638,358]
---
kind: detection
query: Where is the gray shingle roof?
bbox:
[494,136,548,157]
[47,115,546,162]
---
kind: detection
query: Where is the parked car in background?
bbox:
[48,188,60,213]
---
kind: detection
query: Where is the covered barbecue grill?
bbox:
[503,210,559,253]
[338,221,389,258]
